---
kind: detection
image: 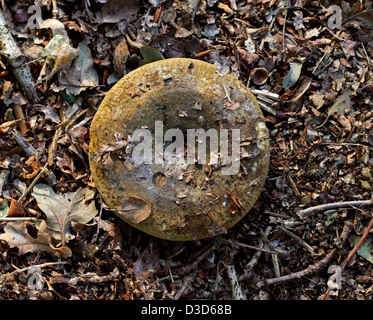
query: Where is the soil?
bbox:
[0,0,372,300]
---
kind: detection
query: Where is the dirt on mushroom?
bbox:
[89,58,270,241]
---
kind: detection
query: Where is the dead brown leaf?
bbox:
[117,197,151,224]
[7,199,25,217]
[0,220,58,256]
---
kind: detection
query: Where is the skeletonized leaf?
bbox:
[32,184,97,245]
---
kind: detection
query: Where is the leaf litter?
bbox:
[0,0,372,301]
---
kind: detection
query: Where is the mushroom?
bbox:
[89,58,270,241]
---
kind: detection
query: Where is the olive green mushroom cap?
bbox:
[89,58,270,241]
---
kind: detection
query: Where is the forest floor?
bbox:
[0,0,372,300]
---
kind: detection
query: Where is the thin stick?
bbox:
[235,241,277,254]
[0,216,40,222]
[0,169,9,197]
[11,261,67,274]
[12,129,57,186]
[361,43,372,67]
[12,104,27,134]
[279,225,316,255]
[261,230,281,278]
[18,165,48,203]
[12,129,35,157]
[173,276,192,300]
[0,9,39,102]
[258,221,353,287]
[259,249,337,287]
[226,263,246,300]
[246,226,272,270]
[340,217,373,271]
[50,274,117,285]
[264,211,291,219]
[322,218,373,299]
[297,200,372,219]
[282,0,289,52]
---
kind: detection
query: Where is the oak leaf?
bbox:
[32,184,97,246]
[0,220,58,256]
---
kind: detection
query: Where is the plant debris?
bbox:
[0,0,372,301]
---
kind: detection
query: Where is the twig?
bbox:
[0,9,39,102]
[260,230,281,278]
[246,226,272,270]
[259,249,337,287]
[251,89,279,116]
[11,129,35,157]
[297,200,372,219]
[325,27,348,42]
[340,217,373,271]
[83,0,95,23]
[322,218,373,299]
[18,164,48,203]
[223,83,231,102]
[0,169,9,197]
[279,225,316,255]
[12,104,27,134]
[264,210,291,219]
[258,221,353,287]
[124,34,142,50]
[225,263,246,300]
[250,89,280,101]
[50,273,117,285]
[282,0,289,52]
[51,0,59,18]
[187,245,215,271]
[361,43,372,68]
[173,276,192,300]
[235,241,277,254]
[11,129,57,186]
[0,216,40,222]
[11,261,67,274]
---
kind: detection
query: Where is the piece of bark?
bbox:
[0,9,39,102]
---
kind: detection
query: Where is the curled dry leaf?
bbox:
[7,199,25,217]
[32,183,98,245]
[41,18,69,39]
[237,48,259,69]
[113,37,129,78]
[317,91,351,128]
[283,58,305,89]
[0,220,58,256]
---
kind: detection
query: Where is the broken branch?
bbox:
[297,200,373,219]
[257,221,353,287]
[0,9,39,102]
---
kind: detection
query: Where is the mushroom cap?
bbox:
[89,58,270,241]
